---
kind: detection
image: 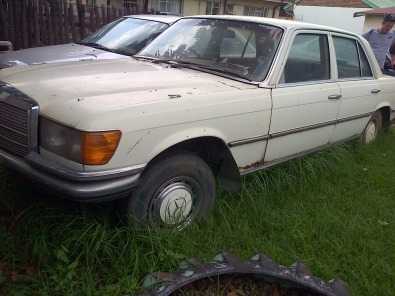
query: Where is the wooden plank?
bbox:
[46,2,54,45]
[77,1,86,40]
[21,0,28,48]
[33,0,40,46]
[89,5,95,35]
[70,4,77,41]
[52,2,59,44]
[59,0,65,43]
[63,0,70,42]
[101,5,106,27]
[39,0,47,46]
[94,5,100,32]
[8,0,15,47]
[0,0,8,41]
[27,0,33,48]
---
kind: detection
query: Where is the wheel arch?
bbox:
[143,135,241,193]
[375,103,392,127]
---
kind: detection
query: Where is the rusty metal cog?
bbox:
[138,252,350,296]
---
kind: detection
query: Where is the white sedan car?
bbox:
[0,15,180,68]
[0,16,394,229]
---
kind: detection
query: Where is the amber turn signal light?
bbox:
[81,130,121,165]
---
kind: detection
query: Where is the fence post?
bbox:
[77,1,86,40]
[89,5,94,35]
[38,0,46,46]
[94,5,100,32]
[33,0,40,47]
[0,0,8,41]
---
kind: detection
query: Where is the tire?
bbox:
[125,153,216,230]
[361,111,382,144]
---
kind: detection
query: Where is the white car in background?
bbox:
[0,16,394,229]
[0,15,180,68]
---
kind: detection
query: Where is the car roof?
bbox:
[125,14,181,24]
[184,15,359,38]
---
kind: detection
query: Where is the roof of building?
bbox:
[354,6,395,16]
[362,0,395,7]
[185,15,359,36]
[298,0,395,8]
[125,15,181,24]
[298,0,368,8]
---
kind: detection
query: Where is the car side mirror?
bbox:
[0,41,13,52]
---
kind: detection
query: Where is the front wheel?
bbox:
[361,111,382,144]
[125,153,216,230]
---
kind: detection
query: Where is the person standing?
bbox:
[390,40,395,68]
[363,14,395,69]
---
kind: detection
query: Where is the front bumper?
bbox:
[0,149,143,202]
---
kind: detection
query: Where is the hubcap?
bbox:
[365,121,377,144]
[157,182,193,225]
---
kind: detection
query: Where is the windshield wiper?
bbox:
[77,41,106,49]
[135,56,252,81]
[192,64,252,82]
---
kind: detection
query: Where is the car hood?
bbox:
[0,43,126,67]
[0,58,255,128]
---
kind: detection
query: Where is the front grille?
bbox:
[0,85,38,157]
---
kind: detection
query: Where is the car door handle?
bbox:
[371,89,381,94]
[328,94,342,100]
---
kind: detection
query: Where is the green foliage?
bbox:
[0,132,394,295]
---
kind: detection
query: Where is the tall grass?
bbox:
[0,132,394,295]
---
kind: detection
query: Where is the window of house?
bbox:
[226,4,235,14]
[333,36,361,79]
[87,0,96,7]
[151,0,181,14]
[206,0,220,15]
[282,34,330,84]
[244,6,269,17]
[124,0,138,9]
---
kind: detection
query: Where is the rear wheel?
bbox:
[125,153,216,230]
[361,111,382,144]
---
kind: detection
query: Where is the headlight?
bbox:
[40,117,121,165]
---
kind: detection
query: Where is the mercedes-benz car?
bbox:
[1,16,394,229]
[0,15,180,68]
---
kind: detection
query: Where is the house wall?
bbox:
[183,0,206,15]
[298,0,368,8]
[363,15,384,32]
[294,5,369,34]
[155,0,282,17]
[68,0,283,18]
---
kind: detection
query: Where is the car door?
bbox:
[330,34,381,142]
[265,31,341,162]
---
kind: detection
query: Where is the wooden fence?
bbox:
[0,0,147,50]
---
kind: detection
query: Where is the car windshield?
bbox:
[138,18,283,81]
[79,17,169,56]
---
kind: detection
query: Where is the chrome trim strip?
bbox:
[228,112,371,147]
[240,134,361,176]
[26,152,146,182]
[270,119,337,139]
[337,112,371,124]
[228,134,269,147]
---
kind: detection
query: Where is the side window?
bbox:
[282,34,330,84]
[333,36,360,79]
[358,43,373,77]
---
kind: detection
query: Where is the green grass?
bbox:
[1,132,395,296]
